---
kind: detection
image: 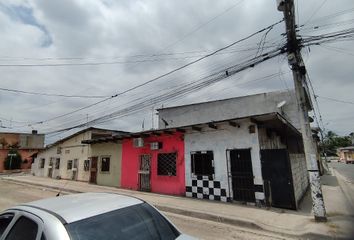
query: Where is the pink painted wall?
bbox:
[121,132,185,196]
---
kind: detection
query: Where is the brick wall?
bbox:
[289,153,308,205]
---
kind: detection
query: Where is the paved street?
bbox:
[330,162,354,183]
[0,180,290,240]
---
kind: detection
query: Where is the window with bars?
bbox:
[67,160,73,170]
[49,158,53,167]
[191,151,214,177]
[84,160,90,171]
[157,153,177,176]
[101,157,110,172]
[55,158,60,169]
[40,158,45,168]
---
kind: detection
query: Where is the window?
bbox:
[191,151,214,177]
[49,158,53,167]
[65,149,70,154]
[0,213,14,237]
[40,158,45,169]
[84,160,90,171]
[101,157,110,172]
[157,153,177,176]
[55,158,60,169]
[65,203,179,240]
[5,216,38,240]
[67,160,73,170]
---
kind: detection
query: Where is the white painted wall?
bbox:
[32,146,60,178]
[60,131,91,181]
[158,91,300,130]
[184,119,264,201]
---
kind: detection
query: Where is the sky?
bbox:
[0,0,353,144]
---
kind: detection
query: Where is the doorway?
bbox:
[261,149,296,210]
[138,154,151,191]
[89,157,98,184]
[229,149,255,202]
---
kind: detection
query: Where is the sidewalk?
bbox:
[1,173,353,239]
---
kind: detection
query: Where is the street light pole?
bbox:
[276,0,327,221]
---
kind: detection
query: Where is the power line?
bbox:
[159,0,245,51]
[303,0,328,25]
[16,20,284,128]
[0,87,109,98]
[43,46,284,134]
[316,95,354,105]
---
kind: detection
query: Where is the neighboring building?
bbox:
[156,91,308,210]
[31,143,61,179]
[120,131,185,196]
[157,90,300,130]
[0,130,44,172]
[337,146,354,164]
[32,128,127,181]
[81,137,128,188]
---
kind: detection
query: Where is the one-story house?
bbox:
[32,127,126,181]
[156,90,308,209]
[120,131,185,196]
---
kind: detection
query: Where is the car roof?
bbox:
[16,192,143,224]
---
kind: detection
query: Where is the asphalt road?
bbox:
[0,180,291,240]
[330,162,354,183]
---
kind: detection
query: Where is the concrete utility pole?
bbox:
[276,0,327,221]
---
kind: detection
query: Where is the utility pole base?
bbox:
[309,171,327,222]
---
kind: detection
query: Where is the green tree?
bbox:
[319,131,352,156]
[4,148,22,170]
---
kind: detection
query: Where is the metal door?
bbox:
[138,154,151,191]
[229,149,255,202]
[261,149,296,210]
[90,157,98,184]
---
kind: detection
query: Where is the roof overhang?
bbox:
[82,112,301,144]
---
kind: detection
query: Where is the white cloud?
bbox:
[0,0,353,142]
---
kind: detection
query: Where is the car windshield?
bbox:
[65,202,180,240]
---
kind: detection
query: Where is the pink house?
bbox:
[121,131,185,196]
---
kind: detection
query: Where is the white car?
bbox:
[0,192,195,240]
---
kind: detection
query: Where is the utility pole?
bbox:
[276,0,327,221]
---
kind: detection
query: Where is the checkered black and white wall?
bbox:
[185,176,229,202]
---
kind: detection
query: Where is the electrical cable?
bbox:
[13,19,284,128]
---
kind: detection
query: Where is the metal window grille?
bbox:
[157,153,177,176]
[49,158,53,167]
[55,158,60,169]
[101,157,110,172]
[84,160,90,171]
[191,151,214,177]
[67,160,73,170]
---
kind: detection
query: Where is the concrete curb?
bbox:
[1,178,344,240]
[332,169,354,212]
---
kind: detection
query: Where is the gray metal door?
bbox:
[138,154,151,191]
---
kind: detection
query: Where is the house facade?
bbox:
[32,128,125,182]
[121,131,185,196]
[80,138,125,188]
[157,90,308,209]
[337,146,354,164]
[0,131,44,172]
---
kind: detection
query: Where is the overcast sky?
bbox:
[0,0,353,144]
